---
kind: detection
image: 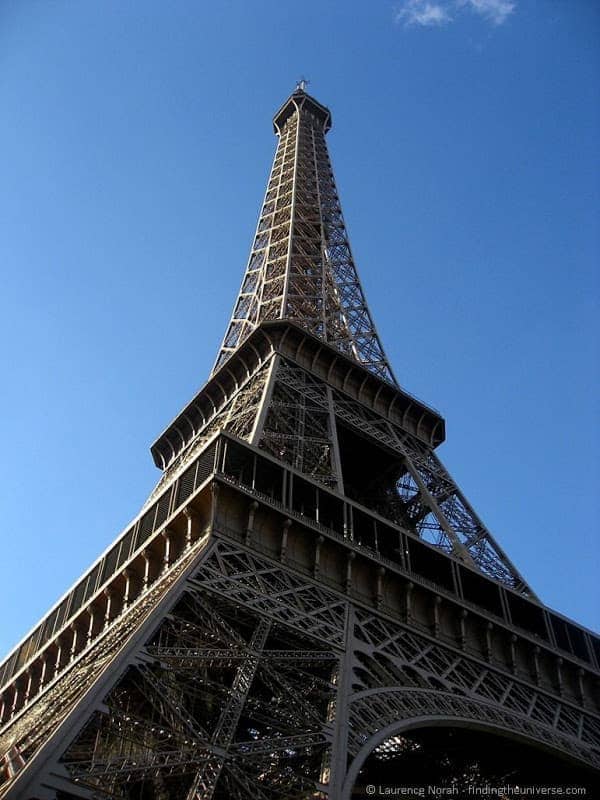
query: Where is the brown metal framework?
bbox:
[213,88,396,384]
[0,87,598,799]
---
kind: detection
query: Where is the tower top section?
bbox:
[273,85,332,135]
[212,87,396,384]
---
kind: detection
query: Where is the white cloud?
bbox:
[394,0,516,28]
[395,1,452,27]
[459,0,516,25]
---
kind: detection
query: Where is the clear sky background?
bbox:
[0,0,598,662]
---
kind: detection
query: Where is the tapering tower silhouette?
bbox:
[0,85,598,799]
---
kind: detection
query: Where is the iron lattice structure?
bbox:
[213,89,396,384]
[0,87,598,799]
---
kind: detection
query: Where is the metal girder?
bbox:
[184,617,272,799]
[212,88,396,385]
[264,356,534,595]
[45,570,336,800]
[0,536,597,799]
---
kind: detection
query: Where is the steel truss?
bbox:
[147,348,532,595]
[263,357,531,592]
[213,87,395,384]
[0,533,597,799]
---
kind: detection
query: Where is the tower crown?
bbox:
[273,87,332,134]
[213,86,396,385]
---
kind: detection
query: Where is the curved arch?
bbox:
[341,687,598,800]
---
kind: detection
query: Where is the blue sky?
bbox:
[0,0,598,660]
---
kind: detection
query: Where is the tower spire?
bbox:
[213,87,397,385]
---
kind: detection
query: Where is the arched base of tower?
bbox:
[346,724,598,799]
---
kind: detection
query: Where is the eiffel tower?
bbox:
[0,84,598,799]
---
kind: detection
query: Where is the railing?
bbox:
[0,438,221,695]
[1,430,597,725]
[216,435,600,671]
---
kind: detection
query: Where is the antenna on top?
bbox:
[295,77,309,93]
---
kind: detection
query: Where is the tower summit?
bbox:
[0,87,598,799]
[213,84,393,384]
